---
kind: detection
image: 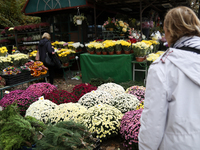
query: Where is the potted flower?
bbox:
[85,43,95,54]
[114,40,122,54]
[102,17,116,31]
[0,46,8,57]
[57,49,70,66]
[115,20,130,36]
[94,43,103,55]
[121,40,131,54]
[132,42,152,62]
[73,13,87,26]
[103,40,115,55]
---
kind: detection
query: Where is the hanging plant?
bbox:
[73,13,87,25]
[73,7,88,26]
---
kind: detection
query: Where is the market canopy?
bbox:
[86,0,190,18]
[23,0,190,18]
[23,0,87,15]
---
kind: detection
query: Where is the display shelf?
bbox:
[15,27,49,52]
[102,31,125,40]
[132,60,148,84]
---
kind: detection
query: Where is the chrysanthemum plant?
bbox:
[77,104,123,142]
[48,103,87,124]
[97,82,125,98]
[45,89,78,104]
[78,90,113,109]
[125,85,146,101]
[72,83,97,100]
[120,109,143,149]
[25,99,57,123]
[111,93,140,113]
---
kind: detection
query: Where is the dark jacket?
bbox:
[38,38,54,62]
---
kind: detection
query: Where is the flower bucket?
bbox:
[63,62,69,67]
[124,50,130,54]
[102,51,107,55]
[116,51,122,54]
[136,57,146,62]
[96,51,101,55]
[89,51,95,54]
[109,51,114,55]
[76,19,82,25]
[108,28,114,31]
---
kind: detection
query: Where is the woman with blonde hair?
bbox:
[139,6,200,150]
[38,32,55,84]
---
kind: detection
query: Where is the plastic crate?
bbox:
[2,71,31,86]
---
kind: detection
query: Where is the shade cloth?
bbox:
[80,53,134,83]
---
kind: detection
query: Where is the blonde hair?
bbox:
[42,32,51,40]
[164,6,200,45]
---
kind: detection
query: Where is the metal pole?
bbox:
[140,0,142,39]
[94,2,97,39]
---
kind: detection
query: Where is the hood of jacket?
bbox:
[154,36,200,86]
[39,38,49,47]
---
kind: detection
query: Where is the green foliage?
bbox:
[0,0,41,28]
[25,116,47,132]
[0,104,35,150]
[89,77,115,87]
[36,121,98,150]
[119,80,145,90]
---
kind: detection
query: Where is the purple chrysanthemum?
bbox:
[120,109,143,149]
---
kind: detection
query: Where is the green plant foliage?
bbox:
[89,77,115,87]
[0,104,35,150]
[25,116,47,132]
[36,121,98,150]
[119,80,145,90]
[0,0,40,28]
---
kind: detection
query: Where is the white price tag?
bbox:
[39,96,44,100]
[5,91,10,94]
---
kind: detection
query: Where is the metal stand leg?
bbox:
[132,63,135,81]
[62,68,67,81]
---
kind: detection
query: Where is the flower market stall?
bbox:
[0,81,146,149]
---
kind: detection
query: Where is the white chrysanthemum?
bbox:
[111,93,140,113]
[48,102,87,124]
[97,83,125,98]
[77,104,123,140]
[78,90,113,109]
[25,99,57,123]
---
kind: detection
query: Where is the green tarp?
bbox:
[80,53,134,83]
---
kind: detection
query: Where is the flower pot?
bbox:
[116,51,122,54]
[136,57,146,62]
[77,19,82,25]
[89,51,95,54]
[102,51,107,55]
[109,51,114,55]
[96,51,101,55]
[130,50,134,53]
[63,62,69,67]
[69,56,75,60]
[124,50,130,54]
[108,28,114,31]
